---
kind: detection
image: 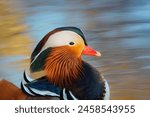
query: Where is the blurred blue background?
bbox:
[0,0,150,99]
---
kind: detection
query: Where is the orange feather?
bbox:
[0,80,27,100]
[44,46,84,88]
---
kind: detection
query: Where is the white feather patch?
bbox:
[42,31,83,50]
[31,31,84,66]
[103,79,110,100]
[21,71,59,97]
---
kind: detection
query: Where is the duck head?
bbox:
[29,27,101,87]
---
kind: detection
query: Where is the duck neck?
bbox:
[44,47,83,88]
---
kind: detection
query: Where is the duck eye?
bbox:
[69,42,75,45]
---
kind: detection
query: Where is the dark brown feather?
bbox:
[31,29,61,62]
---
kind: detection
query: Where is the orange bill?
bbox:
[82,46,101,57]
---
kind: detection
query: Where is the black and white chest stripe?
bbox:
[21,71,78,99]
[21,71,60,97]
[60,89,78,100]
[21,71,109,100]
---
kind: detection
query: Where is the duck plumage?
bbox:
[21,27,110,100]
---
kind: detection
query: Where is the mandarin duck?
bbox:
[21,27,110,100]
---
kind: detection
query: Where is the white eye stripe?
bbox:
[41,31,83,51]
[31,31,84,63]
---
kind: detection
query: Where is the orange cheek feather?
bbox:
[69,44,84,58]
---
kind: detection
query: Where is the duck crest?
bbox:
[31,29,61,62]
[31,27,87,62]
